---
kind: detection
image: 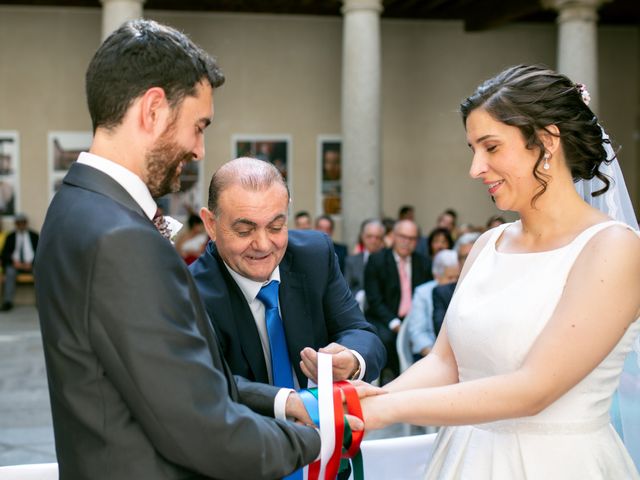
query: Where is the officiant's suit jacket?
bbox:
[35,163,320,480]
[189,230,386,387]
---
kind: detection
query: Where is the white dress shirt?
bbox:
[224,264,294,419]
[12,230,35,264]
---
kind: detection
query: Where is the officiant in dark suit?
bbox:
[35,20,320,480]
[190,157,385,391]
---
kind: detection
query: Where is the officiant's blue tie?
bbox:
[257,282,302,480]
[257,280,295,389]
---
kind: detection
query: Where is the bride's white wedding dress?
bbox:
[425,220,640,479]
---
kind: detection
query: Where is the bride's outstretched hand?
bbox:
[360,394,392,431]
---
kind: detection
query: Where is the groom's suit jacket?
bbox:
[189,230,386,387]
[35,163,319,480]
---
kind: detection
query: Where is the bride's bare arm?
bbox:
[363,226,640,429]
[382,230,493,393]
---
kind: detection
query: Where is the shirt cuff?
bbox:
[349,349,366,380]
[388,317,402,331]
[274,387,295,420]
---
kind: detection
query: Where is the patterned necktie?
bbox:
[256,280,295,389]
[153,210,171,240]
[397,256,412,318]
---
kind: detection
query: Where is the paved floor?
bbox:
[0,305,410,467]
[0,306,55,466]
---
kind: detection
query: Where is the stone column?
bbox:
[547,0,607,113]
[101,0,145,41]
[341,0,383,248]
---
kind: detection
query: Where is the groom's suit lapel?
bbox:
[64,162,147,220]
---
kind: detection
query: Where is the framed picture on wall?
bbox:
[0,131,19,216]
[317,136,341,216]
[232,135,292,189]
[48,131,92,200]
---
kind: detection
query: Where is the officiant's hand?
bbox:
[300,343,359,382]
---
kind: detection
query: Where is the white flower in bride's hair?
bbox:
[576,83,591,106]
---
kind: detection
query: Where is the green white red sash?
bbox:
[299,353,365,480]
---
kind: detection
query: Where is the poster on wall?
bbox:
[317,136,341,216]
[232,135,292,189]
[48,131,92,199]
[0,131,19,216]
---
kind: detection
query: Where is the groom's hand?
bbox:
[300,343,359,382]
[285,392,314,426]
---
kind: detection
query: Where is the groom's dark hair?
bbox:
[85,19,224,133]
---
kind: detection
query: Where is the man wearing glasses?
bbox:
[364,219,432,384]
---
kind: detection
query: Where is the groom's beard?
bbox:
[145,129,194,199]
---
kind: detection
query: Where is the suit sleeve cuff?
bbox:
[349,349,366,380]
[274,388,295,420]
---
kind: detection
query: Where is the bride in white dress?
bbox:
[360,65,640,479]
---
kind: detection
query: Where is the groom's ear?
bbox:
[200,207,217,242]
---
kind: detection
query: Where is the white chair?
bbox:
[0,463,58,479]
[349,433,437,480]
[396,319,439,435]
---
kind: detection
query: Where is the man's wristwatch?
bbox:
[349,363,361,380]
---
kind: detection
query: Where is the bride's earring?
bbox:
[543,152,550,170]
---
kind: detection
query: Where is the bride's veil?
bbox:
[575,127,640,469]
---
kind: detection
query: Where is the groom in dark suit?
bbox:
[190,158,385,390]
[35,20,319,480]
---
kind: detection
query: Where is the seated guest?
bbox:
[344,219,385,309]
[315,214,348,273]
[432,232,481,336]
[486,214,507,230]
[364,219,432,382]
[382,217,396,249]
[174,214,208,264]
[294,210,312,230]
[190,157,386,390]
[1,214,38,311]
[436,208,458,238]
[406,249,460,360]
[398,205,415,221]
[426,227,454,259]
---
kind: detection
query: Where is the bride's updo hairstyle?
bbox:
[460,64,612,204]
